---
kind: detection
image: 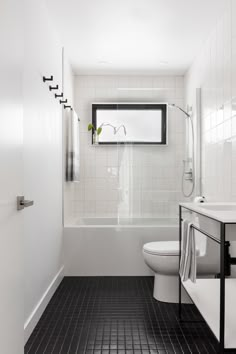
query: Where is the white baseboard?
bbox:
[24,265,64,344]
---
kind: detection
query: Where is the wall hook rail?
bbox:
[43,75,53,82]
[49,85,59,91]
[42,75,79,121]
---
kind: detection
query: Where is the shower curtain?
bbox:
[65,108,80,182]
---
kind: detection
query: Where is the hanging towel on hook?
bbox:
[65,108,80,182]
[179,220,197,283]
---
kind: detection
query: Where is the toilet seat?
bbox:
[143,241,179,256]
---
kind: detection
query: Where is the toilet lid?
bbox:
[143,241,180,256]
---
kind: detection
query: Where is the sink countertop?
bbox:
[179,202,236,223]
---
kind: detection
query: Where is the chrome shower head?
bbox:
[168,103,192,118]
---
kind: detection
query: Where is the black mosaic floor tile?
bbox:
[25,277,219,354]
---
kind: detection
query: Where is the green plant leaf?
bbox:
[97,127,102,135]
[88,123,94,131]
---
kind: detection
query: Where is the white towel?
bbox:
[179,220,197,283]
[65,109,80,182]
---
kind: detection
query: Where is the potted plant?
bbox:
[88,122,126,144]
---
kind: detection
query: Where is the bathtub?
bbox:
[63,217,178,276]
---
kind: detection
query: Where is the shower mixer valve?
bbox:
[183,158,193,180]
[184,168,193,181]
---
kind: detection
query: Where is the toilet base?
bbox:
[153,273,192,304]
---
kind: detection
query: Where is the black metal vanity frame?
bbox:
[179,204,236,354]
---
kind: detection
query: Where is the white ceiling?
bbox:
[46,0,225,75]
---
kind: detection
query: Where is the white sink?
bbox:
[198,204,236,241]
[180,202,236,241]
[200,204,236,211]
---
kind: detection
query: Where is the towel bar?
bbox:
[191,224,221,244]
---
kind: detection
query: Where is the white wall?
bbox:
[185,0,236,202]
[23,0,66,342]
[65,75,187,223]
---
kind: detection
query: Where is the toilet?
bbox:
[143,238,219,303]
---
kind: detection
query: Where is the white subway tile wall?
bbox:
[185,0,236,202]
[65,75,187,222]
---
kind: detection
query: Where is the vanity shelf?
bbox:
[179,203,236,353]
[183,279,236,349]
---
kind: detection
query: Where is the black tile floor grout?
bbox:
[25,276,219,354]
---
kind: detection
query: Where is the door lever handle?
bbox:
[23,200,34,207]
[17,196,34,210]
